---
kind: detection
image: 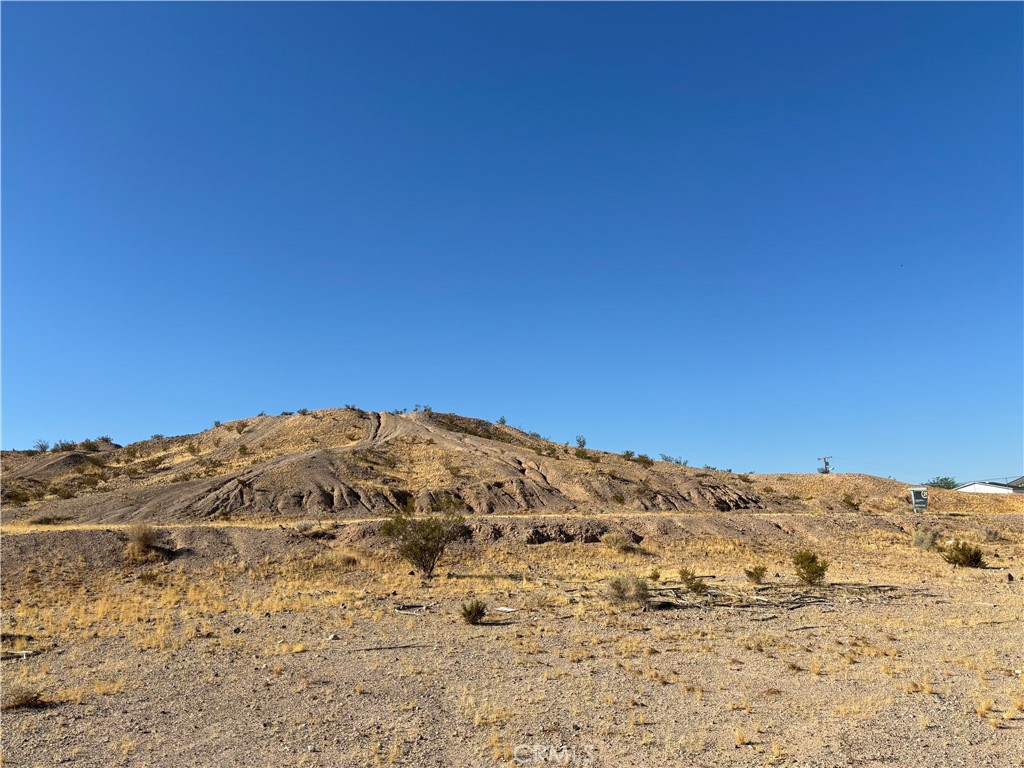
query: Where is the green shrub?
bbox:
[792,550,829,585]
[912,527,941,550]
[297,408,310,415]
[634,454,654,468]
[32,440,50,452]
[744,565,768,585]
[612,493,626,505]
[679,566,708,595]
[621,450,635,460]
[659,454,688,466]
[942,540,985,568]
[608,575,650,606]
[79,440,100,452]
[459,600,487,625]
[52,440,76,452]
[924,477,957,490]
[381,499,466,579]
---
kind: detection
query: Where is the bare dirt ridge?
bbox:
[4,407,1018,527]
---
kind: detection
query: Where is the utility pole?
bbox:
[817,456,832,475]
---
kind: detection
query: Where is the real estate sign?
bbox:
[909,487,928,512]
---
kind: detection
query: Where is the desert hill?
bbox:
[2,407,1021,525]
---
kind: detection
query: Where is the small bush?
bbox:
[52,440,76,452]
[679,566,708,595]
[793,550,829,585]
[841,493,860,510]
[912,527,941,550]
[660,454,688,466]
[381,501,466,579]
[634,454,654,468]
[460,600,487,625]
[238,445,250,458]
[6,489,32,504]
[296,520,337,540]
[79,440,100,452]
[608,575,650,606]
[54,487,76,499]
[612,493,626,505]
[980,527,1002,543]
[2,685,45,711]
[125,523,161,563]
[32,440,50,452]
[621,450,635,460]
[280,410,294,416]
[924,476,957,490]
[744,565,768,585]
[601,532,635,554]
[942,540,985,568]
[30,515,72,526]
[150,434,165,440]
[297,408,310,415]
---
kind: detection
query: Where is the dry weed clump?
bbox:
[912,527,941,550]
[600,532,637,554]
[124,523,163,563]
[2,684,45,711]
[608,575,650,606]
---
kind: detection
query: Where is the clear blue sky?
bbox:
[3,3,1021,483]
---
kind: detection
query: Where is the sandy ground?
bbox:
[1,509,1022,768]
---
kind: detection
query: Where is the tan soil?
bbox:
[2,411,1021,766]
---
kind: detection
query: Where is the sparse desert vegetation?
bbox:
[2,409,1022,767]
